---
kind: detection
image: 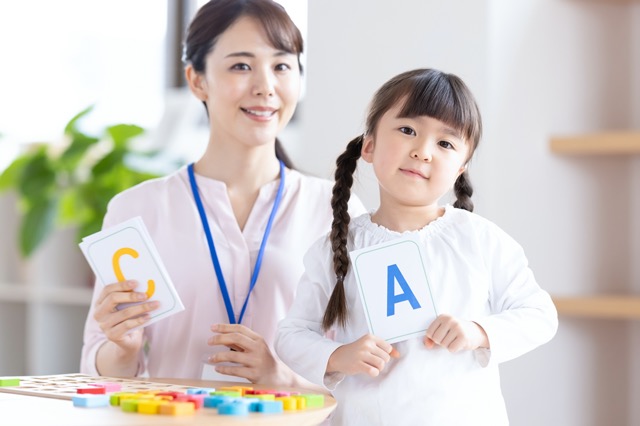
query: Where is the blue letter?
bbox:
[387,264,421,316]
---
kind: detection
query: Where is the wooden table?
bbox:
[0,376,336,426]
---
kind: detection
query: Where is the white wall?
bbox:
[296,0,638,425]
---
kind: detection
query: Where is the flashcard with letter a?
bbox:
[79,216,184,329]
[349,237,437,343]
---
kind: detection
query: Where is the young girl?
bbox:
[275,68,558,425]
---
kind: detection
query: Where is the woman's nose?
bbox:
[252,68,275,97]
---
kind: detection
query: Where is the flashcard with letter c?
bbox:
[79,216,184,329]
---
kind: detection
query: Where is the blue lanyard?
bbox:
[187,160,285,325]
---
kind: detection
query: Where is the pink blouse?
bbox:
[80,166,366,378]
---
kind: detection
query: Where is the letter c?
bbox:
[112,247,155,298]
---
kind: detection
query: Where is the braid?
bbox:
[322,135,363,331]
[453,170,474,212]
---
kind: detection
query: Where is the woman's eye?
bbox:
[439,140,454,149]
[399,127,415,136]
[275,63,291,72]
[231,63,251,71]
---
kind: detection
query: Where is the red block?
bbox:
[77,386,106,394]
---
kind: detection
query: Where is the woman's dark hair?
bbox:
[183,0,303,168]
[322,68,483,331]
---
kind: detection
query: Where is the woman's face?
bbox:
[188,16,301,150]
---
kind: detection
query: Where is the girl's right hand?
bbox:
[326,334,400,377]
[92,280,159,354]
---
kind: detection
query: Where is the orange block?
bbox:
[159,402,196,416]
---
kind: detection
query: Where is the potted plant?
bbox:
[0,105,167,258]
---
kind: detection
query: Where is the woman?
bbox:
[80,0,365,387]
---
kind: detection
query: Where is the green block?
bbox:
[211,390,241,397]
[121,400,139,413]
[0,378,20,387]
[301,394,324,408]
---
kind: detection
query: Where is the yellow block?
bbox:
[276,396,297,411]
[137,400,168,414]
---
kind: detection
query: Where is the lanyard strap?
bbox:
[187,160,285,325]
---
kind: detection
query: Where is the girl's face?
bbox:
[186,16,301,150]
[362,102,470,210]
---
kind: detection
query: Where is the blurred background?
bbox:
[0,1,639,425]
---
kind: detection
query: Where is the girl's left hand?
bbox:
[423,314,489,352]
[206,323,293,385]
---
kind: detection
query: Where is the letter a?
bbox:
[387,264,421,316]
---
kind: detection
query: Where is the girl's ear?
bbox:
[361,134,375,164]
[185,64,208,101]
[457,163,467,177]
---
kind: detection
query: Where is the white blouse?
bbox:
[276,206,558,426]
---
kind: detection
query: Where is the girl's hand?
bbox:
[93,280,159,355]
[327,334,400,377]
[423,314,489,352]
[207,324,293,386]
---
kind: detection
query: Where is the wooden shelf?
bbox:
[552,295,640,319]
[550,131,640,155]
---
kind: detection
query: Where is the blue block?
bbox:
[218,401,249,416]
[187,387,215,395]
[255,400,284,414]
[72,394,110,408]
[204,395,235,408]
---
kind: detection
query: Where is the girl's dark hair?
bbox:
[183,0,303,168]
[322,68,483,331]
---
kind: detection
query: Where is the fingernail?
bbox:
[128,280,137,288]
[211,324,218,331]
[136,293,147,301]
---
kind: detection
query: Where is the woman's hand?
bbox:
[93,280,159,355]
[207,323,294,386]
[423,313,489,352]
[327,334,400,378]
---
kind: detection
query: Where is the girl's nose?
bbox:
[411,142,432,162]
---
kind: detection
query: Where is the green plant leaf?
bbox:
[107,124,145,150]
[20,196,57,257]
[91,149,126,177]
[18,148,56,198]
[64,105,94,136]
[58,133,100,170]
[0,154,30,191]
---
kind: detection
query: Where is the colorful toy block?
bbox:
[301,393,325,408]
[159,401,195,416]
[0,378,20,387]
[72,394,110,408]
[89,382,122,392]
[137,399,169,414]
[218,400,250,416]
[252,400,284,414]
[77,386,106,394]
[186,387,215,395]
[204,395,236,408]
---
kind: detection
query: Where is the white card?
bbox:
[349,237,437,343]
[79,216,184,330]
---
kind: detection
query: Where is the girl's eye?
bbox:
[439,140,454,149]
[275,63,291,72]
[231,63,250,71]
[399,127,416,136]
